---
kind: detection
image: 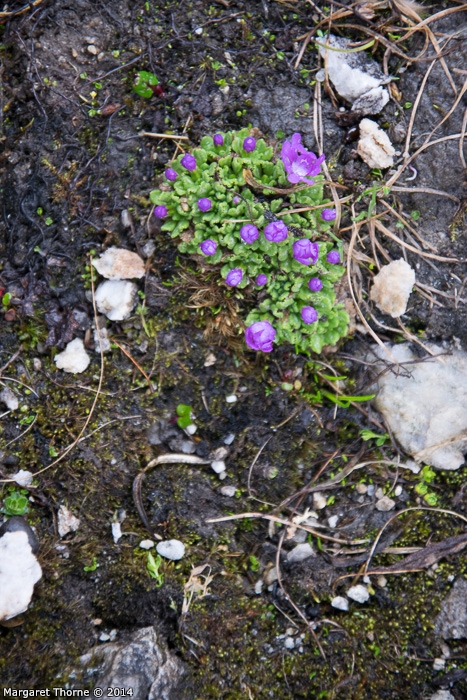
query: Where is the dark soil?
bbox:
[1,1,467,698]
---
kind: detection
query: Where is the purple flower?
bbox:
[213,133,224,146]
[301,306,318,324]
[243,137,256,153]
[165,168,178,181]
[308,277,323,292]
[153,205,168,219]
[256,274,268,286]
[232,196,241,204]
[327,250,341,265]
[181,154,196,171]
[225,268,243,287]
[321,208,336,221]
[240,224,258,244]
[281,133,325,185]
[264,221,288,243]
[293,239,319,265]
[245,321,276,353]
[198,198,212,212]
[199,239,217,256]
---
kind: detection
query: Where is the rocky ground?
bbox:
[1,0,467,698]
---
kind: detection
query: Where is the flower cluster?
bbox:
[149,129,349,354]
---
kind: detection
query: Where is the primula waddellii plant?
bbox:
[150,128,349,354]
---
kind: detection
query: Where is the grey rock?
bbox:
[287,543,315,564]
[435,579,467,640]
[80,627,184,700]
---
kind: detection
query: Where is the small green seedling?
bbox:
[83,557,99,572]
[133,70,160,98]
[415,465,438,505]
[147,552,164,587]
[176,403,194,429]
[2,488,29,516]
[360,429,389,447]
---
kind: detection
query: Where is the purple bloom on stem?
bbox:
[292,239,319,265]
[308,277,323,292]
[165,168,178,181]
[232,196,241,204]
[245,321,276,353]
[225,268,243,287]
[181,154,197,171]
[327,250,341,265]
[153,205,168,219]
[198,198,212,212]
[256,274,268,286]
[199,239,217,256]
[301,306,318,324]
[240,224,258,244]
[243,136,256,153]
[281,132,325,185]
[213,133,224,146]
[264,221,288,243]
[321,208,336,221]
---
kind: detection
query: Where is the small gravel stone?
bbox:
[185,424,197,435]
[54,338,90,374]
[0,387,19,411]
[111,522,122,544]
[394,485,403,496]
[313,493,327,510]
[347,585,370,603]
[57,505,81,538]
[264,566,278,586]
[223,433,235,445]
[225,394,237,404]
[331,596,349,611]
[284,637,295,650]
[204,353,217,367]
[220,486,236,497]
[254,580,263,594]
[138,540,154,550]
[87,44,98,55]
[432,658,445,671]
[430,692,455,700]
[376,575,387,588]
[367,484,375,496]
[328,515,338,528]
[287,543,314,564]
[211,460,226,474]
[99,632,110,642]
[11,470,33,487]
[156,539,185,561]
[375,496,396,512]
[375,487,385,499]
[356,483,368,494]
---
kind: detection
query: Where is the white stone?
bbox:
[328,515,338,528]
[375,496,396,512]
[138,539,154,550]
[432,658,445,671]
[54,338,90,374]
[223,433,235,445]
[57,505,81,538]
[376,575,387,588]
[185,424,197,435]
[287,543,315,564]
[211,460,226,474]
[430,693,455,700]
[370,342,467,470]
[331,596,349,611]
[394,485,403,497]
[347,584,370,603]
[264,566,278,586]
[95,280,138,321]
[356,483,368,494]
[225,394,237,404]
[111,522,122,544]
[220,485,236,497]
[93,326,111,353]
[0,386,19,411]
[375,487,385,499]
[156,539,185,561]
[357,118,395,169]
[0,530,42,621]
[92,247,145,280]
[313,492,327,510]
[204,353,217,367]
[284,637,295,650]
[87,44,98,55]
[12,470,33,487]
[211,447,229,461]
[254,579,263,594]
[317,34,390,111]
[370,259,416,317]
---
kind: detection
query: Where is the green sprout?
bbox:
[83,557,98,572]
[359,429,390,447]
[2,488,29,516]
[176,403,194,429]
[147,552,164,587]
[133,70,160,98]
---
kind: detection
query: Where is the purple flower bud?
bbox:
[264,221,288,243]
[308,277,323,292]
[198,198,212,212]
[321,208,336,221]
[301,306,318,324]
[243,137,256,153]
[199,239,217,256]
[213,133,224,146]
[181,154,197,171]
[327,250,341,265]
[232,196,241,204]
[292,239,319,265]
[245,321,276,353]
[225,268,243,287]
[153,205,168,219]
[256,274,268,286]
[240,224,258,244]
[165,168,178,181]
